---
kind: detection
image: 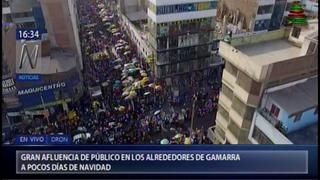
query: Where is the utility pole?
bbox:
[190,94,197,133]
[40,93,50,125]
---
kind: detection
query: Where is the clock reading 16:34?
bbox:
[16,29,43,40]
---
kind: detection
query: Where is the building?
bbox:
[40,0,83,70]
[117,0,152,59]
[301,0,318,19]
[2,0,84,129]
[118,0,148,19]
[249,76,318,144]
[209,20,318,144]
[2,0,12,23]
[146,0,223,80]
[215,0,300,38]
[3,0,46,29]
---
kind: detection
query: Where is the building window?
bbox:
[257,5,274,14]
[270,104,280,118]
[307,41,317,54]
[292,27,301,38]
[252,126,273,144]
[224,62,238,77]
[286,2,292,11]
[221,84,233,99]
[254,19,271,31]
[293,113,302,122]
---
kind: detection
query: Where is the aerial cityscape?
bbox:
[2,0,318,145]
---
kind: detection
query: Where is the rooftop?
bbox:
[39,50,77,74]
[286,123,318,144]
[236,38,302,66]
[268,76,318,115]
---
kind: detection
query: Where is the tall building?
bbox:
[215,0,300,38]
[119,0,148,17]
[2,0,84,128]
[40,0,83,69]
[3,0,46,29]
[209,20,318,144]
[147,0,222,79]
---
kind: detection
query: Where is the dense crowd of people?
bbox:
[3,0,221,145]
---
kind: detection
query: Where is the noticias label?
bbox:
[16,74,41,81]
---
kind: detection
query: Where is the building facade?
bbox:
[147,0,222,79]
[2,0,84,129]
[215,0,300,38]
[40,0,83,70]
[209,20,318,144]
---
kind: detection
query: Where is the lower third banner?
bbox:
[16,150,308,174]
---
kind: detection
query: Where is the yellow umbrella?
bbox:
[174,133,183,139]
[92,101,100,109]
[155,85,162,91]
[118,106,125,112]
[133,81,142,89]
[148,83,156,88]
[129,90,137,97]
[68,111,77,120]
[140,80,147,86]
[141,77,149,84]
[184,137,191,145]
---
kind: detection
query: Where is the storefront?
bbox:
[16,68,83,110]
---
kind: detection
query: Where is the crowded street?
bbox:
[3,0,221,145]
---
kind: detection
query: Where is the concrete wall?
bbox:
[265,96,318,134]
[288,21,318,47]
[68,0,83,70]
[40,0,77,51]
[284,107,318,133]
[230,28,287,46]
[250,111,292,144]
[219,41,264,82]
[2,24,17,76]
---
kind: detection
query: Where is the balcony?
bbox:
[233,83,260,107]
[258,108,288,134]
[225,129,238,144]
[222,69,236,89]
[252,110,292,144]
[218,92,232,111]
[216,111,228,130]
[214,125,226,144]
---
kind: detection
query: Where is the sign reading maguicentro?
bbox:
[16,150,308,174]
[17,81,66,96]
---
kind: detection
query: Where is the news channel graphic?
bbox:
[15,29,44,82]
[9,145,316,178]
